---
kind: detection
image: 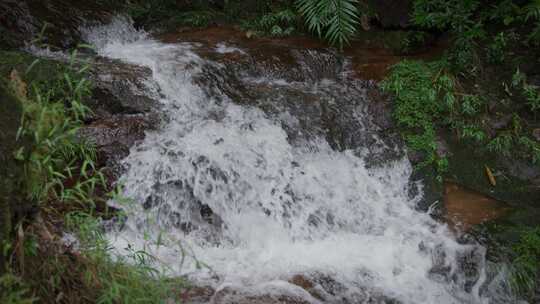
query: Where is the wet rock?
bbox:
[435,136,451,158]
[79,114,157,175]
[89,57,160,118]
[366,87,395,131]
[497,156,540,182]
[487,114,512,131]
[181,285,215,304]
[532,128,540,141]
[210,285,317,304]
[288,273,402,304]
[0,0,123,49]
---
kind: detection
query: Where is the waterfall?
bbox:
[82,17,499,304]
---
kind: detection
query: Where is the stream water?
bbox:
[82,18,513,303]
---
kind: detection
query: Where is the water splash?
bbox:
[83,17,498,303]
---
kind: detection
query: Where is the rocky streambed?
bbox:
[50,17,523,304]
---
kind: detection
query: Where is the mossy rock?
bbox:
[445,134,540,209]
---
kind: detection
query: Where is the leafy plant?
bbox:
[296,0,360,48]
[487,32,508,64]
[64,211,182,304]
[510,227,540,300]
[512,69,540,113]
[12,50,105,207]
[413,0,485,70]
[242,8,298,37]
[126,0,180,26]
[524,0,540,43]
[487,133,514,157]
[382,59,492,176]
[171,10,216,28]
[0,273,36,304]
[381,60,447,174]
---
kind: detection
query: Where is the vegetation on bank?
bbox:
[382,1,540,176]
[0,50,181,303]
[379,0,540,299]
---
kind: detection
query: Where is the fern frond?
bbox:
[296,0,359,48]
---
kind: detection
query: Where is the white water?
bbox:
[84,18,494,303]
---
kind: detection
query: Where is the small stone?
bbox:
[532,128,540,141]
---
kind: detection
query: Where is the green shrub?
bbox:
[242,8,299,37]
[12,51,104,207]
[381,60,448,174]
[64,212,183,304]
[382,59,491,175]
[524,0,540,43]
[510,227,540,300]
[487,32,509,64]
[0,274,36,304]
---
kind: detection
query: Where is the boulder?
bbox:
[0,0,124,49]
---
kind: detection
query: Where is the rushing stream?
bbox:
[81,18,513,303]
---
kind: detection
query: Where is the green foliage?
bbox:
[487,133,514,157]
[13,50,105,207]
[0,274,36,304]
[413,0,485,70]
[524,0,540,43]
[412,0,480,30]
[382,59,493,176]
[510,227,540,299]
[296,0,360,48]
[126,0,180,26]
[64,212,182,304]
[487,32,509,64]
[170,10,216,28]
[399,31,428,54]
[485,0,521,26]
[512,69,540,112]
[242,8,298,37]
[381,60,447,175]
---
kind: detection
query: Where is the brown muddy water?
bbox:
[444,182,511,232]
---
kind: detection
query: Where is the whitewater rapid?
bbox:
[82,17,502,303]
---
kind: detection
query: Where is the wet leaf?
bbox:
[485,165,496,186]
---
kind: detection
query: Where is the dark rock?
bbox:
[89,57,160,118]
[210,285,316,304]
[0,0,124,50]
[532,128,540,142]
[435,136,451,158]
[487,114,512,131]
[181,285,215,304]
[79,114,158,176]
[366,87,395,131]
[368,0,413,28]
[497,156,540,182]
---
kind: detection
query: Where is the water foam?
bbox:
[84,17,494,303]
